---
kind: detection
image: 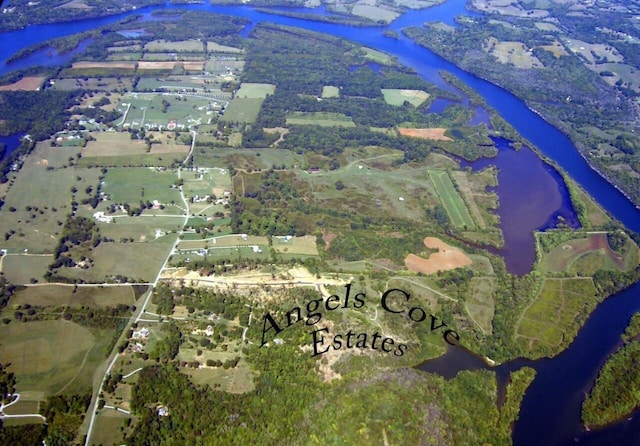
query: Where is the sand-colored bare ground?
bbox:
[183,61,205,71]
[137,61,176,70]
[398,128,452,141]
[0,76,46,91]
[404,237,472,274]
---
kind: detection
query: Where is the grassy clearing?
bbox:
[359,47,395,65]
[381,89,430,107]
[220,98,263,123]
[517,278,598,354]
[0,320,113,395]
[322,86,340,98]
[286,111,355,127]
[450,168,499,231]
[50,77,133,91]
[428,170,475,229]
[144,39,204,52]
[194,147,298,170]
[184,360,255,393]
[102,167,181,204]
[541,232,637,274]
[351,5,400,23]
[11,284,138,308]
[235,83,275,99]
[56,238,175,282]
[206,41,243,53]
[465,277,495,333]
[483,37,544,69]
[272,235,319,256]
[1,254,53,284]
[0,163,100,253]
[83,132,151,157]
[91,412,131,446]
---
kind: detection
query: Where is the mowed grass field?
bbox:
[465,277,495,334]
[102,167,181,204]
[0,320,113,395]
[0,159,101,253]
[11,284,138,308]
[322,86,340,98]
[428,170,475,229]
[286,111,355,127]
[1,254,53,284]
[117,93,215,130]
[381,89,430,107]
[82,132,189,160]
[194,147,299,170]
[235,83,275,99]
[55,238,175,283]
[516,278,598,354]
[220,98,263,123]
[272,235,319,257]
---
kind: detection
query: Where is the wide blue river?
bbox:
[1,0,640,443]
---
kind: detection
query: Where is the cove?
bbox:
[2,0,640,443]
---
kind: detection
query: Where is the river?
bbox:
[1,1,640,444]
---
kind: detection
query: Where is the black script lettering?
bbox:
[311,327,330,357]
[394,344,408,356]
[326,294,340,310]
[306,298,322,325]
[260,313,283,347]
[444,329,460,345]
[381,337,394,352]
[380,288,409,314]
[430,315,447,331]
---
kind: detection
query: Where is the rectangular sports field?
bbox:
[427,169,475,229]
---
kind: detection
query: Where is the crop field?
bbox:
[404,237,473,274]
[78,153,186,168]
[60,61,136,77]
[286,111,355,127]
[82,132,152,157]
[1,254,53,284]
[465,277,495,334]
[184,360,255,394]
[144,39,205,52]
[102,167,181,204]
[428,170,475,229]
[272,235,319,256]
[381,89,430,107]
[91,412,131,446]
[517,278,598,353]
[220,98,263,123]
[107,44,142,52]
[116,93,217,130]
[107,52,143,61]
[204,59,244,74]
[451,168,499,231]
[322,86,340,98]
[359,47,394,65]
[0,320,113,395]
[541,232,638,275]
[0,162,100,253]
[235,83,275,99]
[11,284,138,308]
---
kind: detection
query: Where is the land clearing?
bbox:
[286,111,355,127]
[382,89,430,107]
[11,284,139,308]
[516,278,598,354]
[465,277,495,334]
[428,170,476,228]
[1,254,53,284]
[404,237,472,274]
[220,98,263,123]
[235,83,275,99]
[322,86,340,98]
[483,37,544,69]
[272,235,319,257]
[144,39,205,52]
[350,4,400,23]
[0,76,46,91]
[0,320,112,395]
[398,127,452,140]
[206,41,243,53]
[541,232,638,275]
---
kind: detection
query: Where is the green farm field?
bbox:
[0,162,101,253]
[82,132,190,159]
[144,39,205,52]
[465,277,495,334]
[55,238,175,283]
[1,254,53,284]
[286,111,355,127]
[322,86,340,98]
[382,89,430,107]
[235,83,275,99]
[0,320,113,396]
[10,284,139,308]
[102,167,181,204]
[428,169,475,229]
[220,98,263,123]
[517,278,598,355]
[272,235,319,256]
[117,93,216,130]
